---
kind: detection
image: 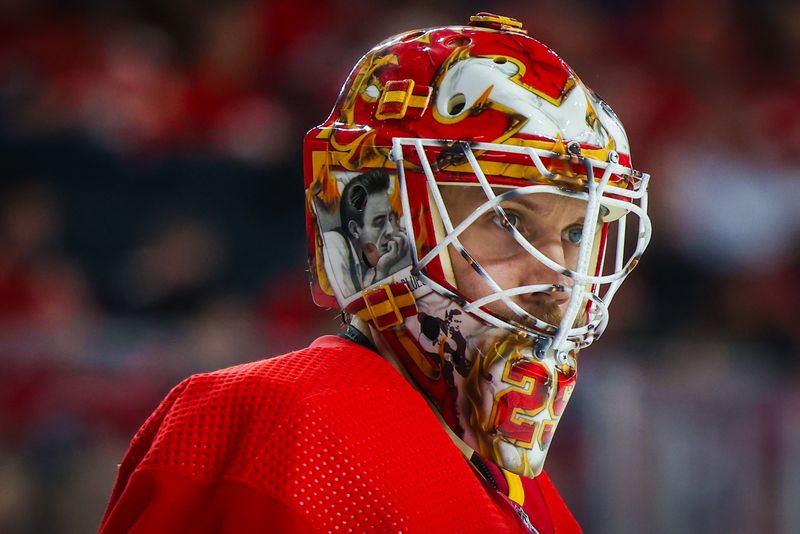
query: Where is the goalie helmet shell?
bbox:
[304,13,647,343]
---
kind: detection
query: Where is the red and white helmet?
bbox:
[304,13,651,476]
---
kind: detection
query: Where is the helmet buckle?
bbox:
[354,283,417,331]
[375,79,432,120]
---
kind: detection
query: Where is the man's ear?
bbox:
[348,220,360,239]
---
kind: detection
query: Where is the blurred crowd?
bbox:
[0,0,798,532]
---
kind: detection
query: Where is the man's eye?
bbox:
[492,211,520,230]
[563,225,583,245]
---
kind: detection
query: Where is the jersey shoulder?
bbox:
[127,336,416,485]
[104,335,555,533]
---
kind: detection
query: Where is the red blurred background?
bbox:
[1,0,799,532]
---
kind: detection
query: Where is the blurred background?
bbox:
[0,0,798,532]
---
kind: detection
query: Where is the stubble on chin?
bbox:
[485,301,562,330]
[487,300,589,331]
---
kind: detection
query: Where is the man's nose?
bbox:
[522,240,573,295]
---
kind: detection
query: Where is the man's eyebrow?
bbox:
[498,197,542,213]
[500,197,609,220]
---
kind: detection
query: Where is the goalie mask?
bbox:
[304,13,651,477]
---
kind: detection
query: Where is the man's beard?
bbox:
[486,298,587,331]
[522,301,563,327]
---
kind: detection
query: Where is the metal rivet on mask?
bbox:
[608,150,619,164]
[557,351,568,363]
[567,142,581,156]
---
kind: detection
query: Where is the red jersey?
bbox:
[100,336,581,533]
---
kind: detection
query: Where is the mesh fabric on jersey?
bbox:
[100,336,581,533]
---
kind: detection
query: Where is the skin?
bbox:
[348,191,408,281]
[439,186,589,327]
